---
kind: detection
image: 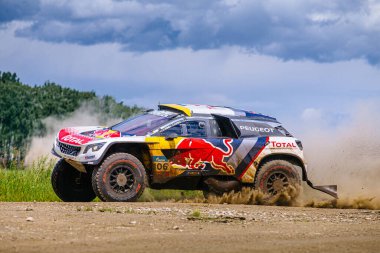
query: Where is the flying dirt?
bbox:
[299,101,380,208]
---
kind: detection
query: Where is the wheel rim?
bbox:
[69,170,87,190]
[109,165,135,194]
[266,172,289,195]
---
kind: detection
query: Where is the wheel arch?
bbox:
[97,142,152,175]
[256,153,307,181]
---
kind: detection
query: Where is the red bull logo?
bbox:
[173,138,235,174]
[94,129,121,138]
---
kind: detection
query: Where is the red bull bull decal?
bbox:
[94,129,121,138]
[172,138,235,174]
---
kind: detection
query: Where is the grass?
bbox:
[0,157,60,202]
[191,209,201,218]
[0,157,202,202]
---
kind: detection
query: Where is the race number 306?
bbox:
[153,162,169,171]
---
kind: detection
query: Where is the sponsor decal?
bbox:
[239,125,274,133]
[187,171,201,176]
[270,141,297,148]
[62,127,77,134]
[153,156,168,162]
[153,162,169,171]
[237,136,269,180]
[94,129,121,138]
[59,127,120,146]
[172,138,235,174]
[85,155,95,160]
[61,135,86,145]
[59,128,93,145]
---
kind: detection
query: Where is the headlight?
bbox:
[83,142,106,154]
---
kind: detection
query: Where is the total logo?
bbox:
[270,141,297,148]
[61,135,85,145]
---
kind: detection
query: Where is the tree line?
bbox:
[0,71,142,167]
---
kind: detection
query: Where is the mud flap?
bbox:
[306,179,338,199]
[65,159,87,173]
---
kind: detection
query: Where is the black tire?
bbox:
[254,160,301,199]
[91,167,107,202]
[92,153,147,202]
[51,159,96,202]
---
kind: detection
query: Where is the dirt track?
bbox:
[0,202,379,253]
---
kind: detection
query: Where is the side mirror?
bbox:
[165,132,178,140]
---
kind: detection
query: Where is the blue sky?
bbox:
[1,0,380,132]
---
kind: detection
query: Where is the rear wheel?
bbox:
[51,159,96,202]
[92,153,147,202]
[254,160,301,202]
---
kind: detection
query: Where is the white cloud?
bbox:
[1,0,380,64]
[1,21,379,125]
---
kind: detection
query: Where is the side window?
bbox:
[186,121,207,137]
[209,119,222,137]
[160,123,183,136]
[232,120,282,137]
[161,121,207,137]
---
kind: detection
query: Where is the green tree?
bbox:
[0,71,142,167]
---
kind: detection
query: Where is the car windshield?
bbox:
[111,111,175,136]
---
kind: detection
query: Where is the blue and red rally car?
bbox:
[51,104,337,202]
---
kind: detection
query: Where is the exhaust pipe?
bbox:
[204,177,241,194]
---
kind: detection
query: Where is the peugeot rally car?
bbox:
[51,104,337,202]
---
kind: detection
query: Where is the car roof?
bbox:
[158,104,278,122]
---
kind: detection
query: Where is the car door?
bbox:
[203,115,269,183]
[211,115,270,182]
[148,119,215,183]
[199,116,241,176]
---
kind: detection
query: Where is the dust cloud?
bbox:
[204,186,301,206]
[24,104,121,165]
[298,101,380,207]
[188,101,380,209]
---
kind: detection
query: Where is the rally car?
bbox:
[51,104,337,202]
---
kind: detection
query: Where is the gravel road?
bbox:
[0,202,379,253]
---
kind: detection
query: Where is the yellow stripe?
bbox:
[159,104,192,116]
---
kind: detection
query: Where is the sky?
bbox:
[1,0,380,132]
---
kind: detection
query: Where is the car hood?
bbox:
[58,126,122,146]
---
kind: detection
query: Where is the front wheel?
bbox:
[92,153,147,202]
[254,160,301,203]
[51,159,96,202]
